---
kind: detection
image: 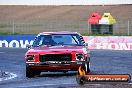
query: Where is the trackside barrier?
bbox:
[0,35,35,48]
[0,35,132,50]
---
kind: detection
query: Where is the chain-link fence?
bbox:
[0,20,132,35]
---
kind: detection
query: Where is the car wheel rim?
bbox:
[89,62,90,68]
[85,63,87,72]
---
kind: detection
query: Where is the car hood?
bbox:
[27,45,87,54]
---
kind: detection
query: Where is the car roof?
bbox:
[39,31,80,35]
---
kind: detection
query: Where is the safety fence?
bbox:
[0,20,132,35]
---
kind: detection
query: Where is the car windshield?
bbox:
[32,34,84,47]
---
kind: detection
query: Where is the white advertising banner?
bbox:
[83,36,132,50]
[0,35,132,50]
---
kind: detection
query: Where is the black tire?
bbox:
[34,70,41,76]
[82,60,90,74]
[26,66,35,78]
[86,61,90,73]
[63,71,68,74]
[76,75,86,85]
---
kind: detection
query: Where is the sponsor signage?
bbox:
[0,35,132,50]
[76,74,131,84]
[76,66,131,85]
[0,35,35,48]
[83,36,132,50]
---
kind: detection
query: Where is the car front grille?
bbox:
[39,54,72,62]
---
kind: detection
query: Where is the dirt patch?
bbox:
[0,5,132,21]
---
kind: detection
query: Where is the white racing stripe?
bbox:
[0,72,17,81]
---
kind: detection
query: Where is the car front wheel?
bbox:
[82,60,90,74]
[26,66,35,78]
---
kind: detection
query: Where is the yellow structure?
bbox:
[99,13,116,24]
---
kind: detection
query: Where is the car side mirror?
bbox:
[26,44,31,49]
[85,43,88,47]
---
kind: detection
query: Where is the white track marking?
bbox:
[0,72,17,81]
[19,83,102,88]
[0,52,5,54]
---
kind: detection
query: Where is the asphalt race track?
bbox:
[0,48,132,88]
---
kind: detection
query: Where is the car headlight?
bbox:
[26,55,34,61]
[76,54,84,61]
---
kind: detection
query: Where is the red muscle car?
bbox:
[25,32,90,78]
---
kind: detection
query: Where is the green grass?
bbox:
[0,32,20,35]
[80,32,132,36]
[0,32,131,36]
[0,32,37,35]
[0,24,12,28]
[81,32,113,36]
